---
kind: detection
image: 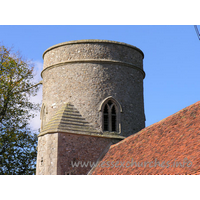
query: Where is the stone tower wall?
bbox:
[36,133,58,175]
[36,132,115,175]
[41,40,145,137]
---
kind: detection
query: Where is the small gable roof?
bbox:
[39,103,99,136]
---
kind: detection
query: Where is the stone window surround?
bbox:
[99,96,122,134]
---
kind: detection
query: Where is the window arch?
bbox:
[99,97,122,133]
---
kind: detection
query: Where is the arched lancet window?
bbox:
[102,99,121,132]
[99,96,122,134]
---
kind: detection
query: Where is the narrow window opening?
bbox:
[103,104,109,131]
[100,97,122,134]
[111,106,116,131]
[103,100,118,132]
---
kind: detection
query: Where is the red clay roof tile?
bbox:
[92,101,200,175]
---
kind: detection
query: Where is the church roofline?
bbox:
[38,130,125,140]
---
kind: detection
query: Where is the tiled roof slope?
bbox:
[92,101,200,175]
[39,103,99,136]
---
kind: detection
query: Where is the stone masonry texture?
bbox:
[36,39,146,175]
[36,133,58,175]
[41,40,145,136]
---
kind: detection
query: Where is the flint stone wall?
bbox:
[41,40,145,137]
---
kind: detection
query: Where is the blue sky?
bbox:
[0,25,200,130]
[1,1,200,196]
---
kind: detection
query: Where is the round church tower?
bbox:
[37,40,145,175]
[40,39,145,137]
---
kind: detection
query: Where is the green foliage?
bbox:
[0,45,40,175]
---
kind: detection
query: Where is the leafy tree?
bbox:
[0,45,40,175]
